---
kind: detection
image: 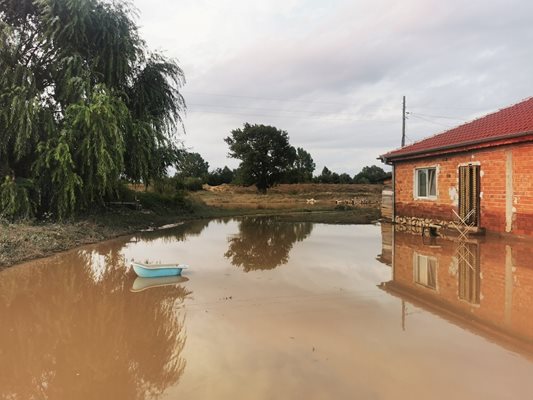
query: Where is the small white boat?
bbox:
[130,276,189,292]
[131,262,188,278]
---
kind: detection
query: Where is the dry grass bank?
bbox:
[192,183,382,211]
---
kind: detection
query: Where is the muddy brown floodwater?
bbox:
[1,218,533,400]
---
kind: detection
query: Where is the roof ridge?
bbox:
[381,96,533,161]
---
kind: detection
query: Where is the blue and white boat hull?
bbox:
[131,262,188,278]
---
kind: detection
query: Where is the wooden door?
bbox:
[458,165,480,226]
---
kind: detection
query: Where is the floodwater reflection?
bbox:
[224,217,313,271]
[0,246,189,400]
[379,225,533,356]
[2,219,533,399]
[134,219,210,244]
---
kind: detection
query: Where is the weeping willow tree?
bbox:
[0,0,185,219]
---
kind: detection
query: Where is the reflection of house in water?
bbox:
[378,228,533,357]
[376,223,393,266]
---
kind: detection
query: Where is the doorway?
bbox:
[458,165,480,226]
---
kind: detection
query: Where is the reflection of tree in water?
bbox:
[133,219,211,244]
[0,249,189,400]
[225,218,313,271]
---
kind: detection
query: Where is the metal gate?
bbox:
[458,165,480,226]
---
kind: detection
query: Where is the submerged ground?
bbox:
[1,219,532,399]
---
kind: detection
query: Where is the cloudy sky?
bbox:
[134,0,533,175]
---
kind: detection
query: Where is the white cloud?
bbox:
[133,0,533,175]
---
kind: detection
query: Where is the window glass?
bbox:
[417,169,427,197]
[416,167,436,198]
[414,254,437,289]
[428,169,436,196]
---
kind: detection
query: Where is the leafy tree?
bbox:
[293,147,315,183]
[339,173,353,184]
[353,165,390,184]
[316,166,333,183]
[0,0,185,219]
[176,152,209,179]
[225,123,296,193]
[283,147,315,183]
[206,166,235,186]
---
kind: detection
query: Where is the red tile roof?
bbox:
[381,97,533,161]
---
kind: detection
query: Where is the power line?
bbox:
[186,91,365,107]
[188,102,346,115]
[409,112,466,121]
[187,91,405,111]
[409,114,455,129]
[186,108,399,123]
[409,104,496,111]
[187,91,500,114]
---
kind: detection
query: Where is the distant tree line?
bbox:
[176,123,390,192]
[314,165,390,184]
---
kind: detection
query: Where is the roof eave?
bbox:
[381,130,533,163]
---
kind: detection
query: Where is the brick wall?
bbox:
[391,230,533,342]
[393,143,533,235]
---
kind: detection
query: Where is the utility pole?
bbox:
[401,96,406,147]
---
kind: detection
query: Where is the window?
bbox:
[415,168,437,198]
[414,253,437,289]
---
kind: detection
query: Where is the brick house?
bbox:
[380,98,533,236]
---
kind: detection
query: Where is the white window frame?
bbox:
[413,252,438,290]
[414,167,438,200]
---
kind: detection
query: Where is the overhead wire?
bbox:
[186,91,384,107]
[408,113,455,129]
[187,91,501,113]
[409,112,466,121]
[188,102,348,115]
[186,107,399,123]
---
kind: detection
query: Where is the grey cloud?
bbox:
[134,0,533,174]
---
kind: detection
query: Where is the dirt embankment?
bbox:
[0,212,192,270]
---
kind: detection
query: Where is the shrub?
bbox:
[183,177,203,191]
[0,176,38,221]
[137,191,192,214]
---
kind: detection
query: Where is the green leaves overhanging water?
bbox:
[0,0,186,220]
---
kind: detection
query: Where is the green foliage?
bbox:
[0,0,185,220]
[283,147,315,183]
[315,166,333,183]
[225,123,297,193]
[0,176,37,220]
[206,166,235,186]
[176,152,209,180]
[182,177,204,192]
[293,147,315,182]
[33,134,83,219]
[353,165,390,184]
[339,173,353,184]
[136,191,192,215]
[67,85,127,204]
